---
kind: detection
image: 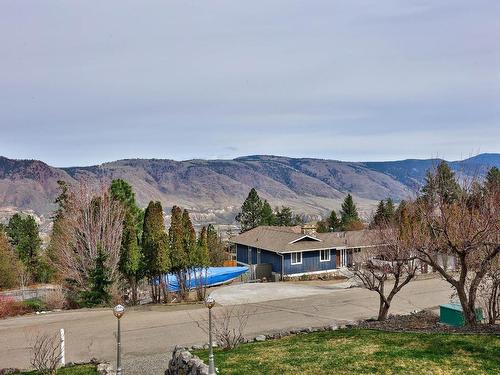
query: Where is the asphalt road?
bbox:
[0,278,451,374]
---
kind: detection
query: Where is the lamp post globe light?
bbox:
[113,305,125,375]
[205,296,216,375]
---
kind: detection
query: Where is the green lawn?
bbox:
[195,329,500,375]
[20,364,97,375]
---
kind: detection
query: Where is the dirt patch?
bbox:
[358,310,500,334]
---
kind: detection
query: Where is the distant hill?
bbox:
[0,153,498,229]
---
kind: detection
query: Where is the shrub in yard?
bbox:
[42,287,67,310]
[29,332,62,375]
[0,295,28,319]
[23,298,47,312]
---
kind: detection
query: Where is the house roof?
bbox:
[230,226,379,253]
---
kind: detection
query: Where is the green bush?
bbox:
[23,298,47,312]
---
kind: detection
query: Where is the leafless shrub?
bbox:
[193,269,208,302]
[42,287,66,310]
[29,332,61,375]
[196,305,252,350]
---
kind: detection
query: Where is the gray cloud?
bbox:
[0,0,499,166]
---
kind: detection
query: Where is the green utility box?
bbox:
[439,304,483,327]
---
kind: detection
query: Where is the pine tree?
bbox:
[81,245,112,307]
[485,166,500,193]
[422,161,461,204]
[371,200,386,227]
[276,206,294,226]
[142,201,170,303]
[385,198,395,221]
[328,210,341,231]
[260,200,276,226]
[236,188,264,232]
[340,194,361,230]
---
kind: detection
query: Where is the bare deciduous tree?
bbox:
[409,175,499,326]
[354,226,418,321]
[53,182,124,294]
[29,332,62,375]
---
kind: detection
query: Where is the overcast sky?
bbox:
[1,1,499,167]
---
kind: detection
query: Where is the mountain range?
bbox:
[1,153,499,231]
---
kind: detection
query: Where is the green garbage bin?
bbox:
[439,303,483,327]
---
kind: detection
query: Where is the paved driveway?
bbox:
[0,278,451,374]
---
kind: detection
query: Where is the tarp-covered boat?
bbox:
[159,266,248,292]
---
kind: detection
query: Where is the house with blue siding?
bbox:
[231,226,377,280]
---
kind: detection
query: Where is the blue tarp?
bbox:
[158,266,248,292]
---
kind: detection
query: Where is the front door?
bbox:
[336,250,341,268]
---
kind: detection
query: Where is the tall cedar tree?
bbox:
[207,224,227,266]
[422,160,461,204]
[142,201,170,303]
[110,179,143,305]
[340,194,362,230]
[169,206,189,298]
[236,188,264,232]
[196,227,210,267]
[183,209,198,266]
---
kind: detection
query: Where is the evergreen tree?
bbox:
[260,200,276,226]
[316,220,329,233]
[275,206,294,226]
[422,161,461,204]
[195,227,210,267]
[207,224,227,266]
[485,166,500,193]
[110,179,144,304]
[236,188,263,232]
[371,200,386,227]
[110,179,144,233]
[0,230,23,289]
[385,198,395,220]
[340,194,360,230]
[182,209,198,268]
[7,214,43,281]
[142,201,170,303]
[53,180,70,222]
[80,245,112,307]
[327,210,341,231]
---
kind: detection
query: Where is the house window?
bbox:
[320,249,330,262]
[291,252,302,265]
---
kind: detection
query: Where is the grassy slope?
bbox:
[196,329,500,375]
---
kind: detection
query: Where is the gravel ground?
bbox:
[123,353,169,375]
[358,310,500,334]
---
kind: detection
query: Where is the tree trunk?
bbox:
[377,295,390,321]
[130,276,137,305]
[488,282,499,325]
[456,284,477,326]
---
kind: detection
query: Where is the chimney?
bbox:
[301,223,317,235]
